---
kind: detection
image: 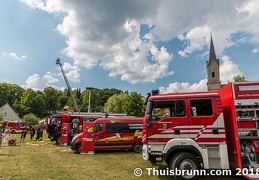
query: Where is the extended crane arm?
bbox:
[56,58,79,112]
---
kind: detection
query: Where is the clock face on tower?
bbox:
[211,66,215,70]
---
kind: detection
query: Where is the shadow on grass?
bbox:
[94,149,139,154]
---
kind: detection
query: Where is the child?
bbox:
[69,128,74,143]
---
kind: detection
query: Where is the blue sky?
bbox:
[1,0,259,96]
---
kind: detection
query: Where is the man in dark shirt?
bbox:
[30,127,35,140]
[49,121,57,138]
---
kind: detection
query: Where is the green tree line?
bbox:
[0,83,144,120]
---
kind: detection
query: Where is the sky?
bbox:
[1,0,259,96]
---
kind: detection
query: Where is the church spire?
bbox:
[209,34,216,61]
[206,34,221,91]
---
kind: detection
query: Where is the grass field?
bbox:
[0,131,170,180]
[0,131,245,180]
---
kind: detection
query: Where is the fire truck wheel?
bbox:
[170,152,200,180]
[132,142,142,153]
[56,136,61,145]
[76,144,81,154]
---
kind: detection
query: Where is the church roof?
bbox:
[206,35,219,66]
[209,35,216,61]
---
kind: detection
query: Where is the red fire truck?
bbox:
[70,117,143,154]
[0,120,28,133]
[142,82,259,180]
[45,112,127,145]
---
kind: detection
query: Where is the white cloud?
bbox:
[61,62,81,83]
[178,26,211,58]
[159,55,243,93]
[252,48,258,53]
[220,55,243,84]
[22,74,45,90]
[159,79,208,94]
[3,52,27,61]
[22,73,66,91]
[20,0,259,91]
[43,72,59,84]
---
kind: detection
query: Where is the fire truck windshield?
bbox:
[146,100,186,121]
[52,118,61,126]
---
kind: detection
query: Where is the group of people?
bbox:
[29,126,44,141]
[0,126,45,146]
[0,127,11,146]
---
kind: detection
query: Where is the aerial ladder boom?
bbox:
[56,58,79,112]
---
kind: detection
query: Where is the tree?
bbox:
[43,87,59,114]
[34,91,46,118]
[104,93,128,114]
[0,83,24,108]
[59,94,69,110]
[0,107,4,120]
[233,75,247,82]
[19,89,45,118]
[23,113,39,126]
[123,92,144,116]
[81,89,101,112]
[99,88,123,106]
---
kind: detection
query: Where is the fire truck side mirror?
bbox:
[144,122,153,128]
[147,114,152,121]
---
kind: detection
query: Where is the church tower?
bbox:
[206,35,221,91]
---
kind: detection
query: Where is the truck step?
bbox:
[208,155,221,159]
[150,151,163,155]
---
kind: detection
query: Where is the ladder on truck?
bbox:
[56,58,79,112]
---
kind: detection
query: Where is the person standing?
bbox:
[4,127,11,143]
[49,121,57,138]
[20,129,27,143]
[30,126,35,140]
[35,126,41,141]
[69,128,74,143]
[0,129,3,146]
[39,126,43,141]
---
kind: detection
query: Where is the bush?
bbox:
[23,113,39,126]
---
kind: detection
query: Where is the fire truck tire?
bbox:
[76,144,81,154]
[56,136,61,145]
[132,142,142,153]
[169,152,200,180]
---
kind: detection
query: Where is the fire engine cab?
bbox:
[142,82,259,180]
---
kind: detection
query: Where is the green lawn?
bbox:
[0,131,172,180]
[0,131,244,180]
